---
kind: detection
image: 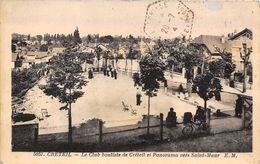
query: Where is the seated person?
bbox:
[166,107,177,127]
[194,106,205,122]
[183,112,193,124]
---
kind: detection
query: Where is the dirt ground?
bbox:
[134,130,252,152]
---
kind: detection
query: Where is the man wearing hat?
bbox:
[166,107,177,127]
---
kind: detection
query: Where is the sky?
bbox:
[2,0,259,38]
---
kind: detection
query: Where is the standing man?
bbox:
[166,107,177,127]
[178,84,184,94]
[136,87,142,106]
[111,67,114,78]
[164,78,168,93]
[90,68,94,79]
[103,66,107,76]
[235,95,243,117]
[88,68,92,79]
[106,67,110,77]
[113,68,117,79]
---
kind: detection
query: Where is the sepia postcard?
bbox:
[0,0,260,163]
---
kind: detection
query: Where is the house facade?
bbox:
[228,28,252,73]
[192,28,252,75]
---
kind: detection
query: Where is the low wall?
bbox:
[12,123,38,149]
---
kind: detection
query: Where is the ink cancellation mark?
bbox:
[144,0,194,39]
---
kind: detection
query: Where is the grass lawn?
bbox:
[134,130,252,152]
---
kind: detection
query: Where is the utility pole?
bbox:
[240,43,252,93]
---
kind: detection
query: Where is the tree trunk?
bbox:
[201,57,205,74]
[97,59,99,72]
[68,89,72,145]
[204,99,211,133]
[186,69,191,96]
[171,65,174,79]
[147,94,150,135]
[204,99,207,119]
[243,62,247,93]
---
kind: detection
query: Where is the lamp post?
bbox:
[240,43,252,93]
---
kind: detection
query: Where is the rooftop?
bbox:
[26,51,49,59]
[192,35,232,54]
[228,28,252,40]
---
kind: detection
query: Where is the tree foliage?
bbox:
[41,48,87,144]
[137,54,166,135]
[39,44,49,52]
[192,72,222,127]
[73,27,82,44]
[12,62,46,97]
[42,53,87,105]
[166,39,203,81]
[213,47,236,79]
[139,54,166,93]
[126,46,140,60]
[209,59,225,77]
[192,72,222,102]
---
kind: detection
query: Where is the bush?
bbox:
[12,63,46,97]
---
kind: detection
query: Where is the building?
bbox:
[52,47,66,55]
[192,35,232,59]
[12,51,52,69]
[228,28,252,73]
[192,28,252,74]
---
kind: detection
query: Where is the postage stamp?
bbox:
[144,0,194,40]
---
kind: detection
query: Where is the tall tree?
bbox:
[166,40,203,93]
[138,54,166,136]
[27,34,30,41]
[209,59,226,77]
[41,48,87,144]
[166,38,184,77]
[182,44,203,85]
[36,35,43,44]
[192,72,222,132]
[44,33,51,42]
[95,46,102,71]
[73,27,82,44]
[214,47,236,79]
[152,39,165,59]
[127,46,139,74]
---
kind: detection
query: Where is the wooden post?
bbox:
[160,113,163,141]
[99,120,103,145]
[241,105,245,130]
[147,95,150,135]
[206,108,211,134]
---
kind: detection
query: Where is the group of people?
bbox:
[166,106,206,128]
[103,66,117,79]
[165,94,244,128]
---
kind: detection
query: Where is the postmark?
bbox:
[144,0,194,40]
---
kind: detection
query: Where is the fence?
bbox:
[12,107,252,151]
[241,96,252,129]
[36,115,164,146]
